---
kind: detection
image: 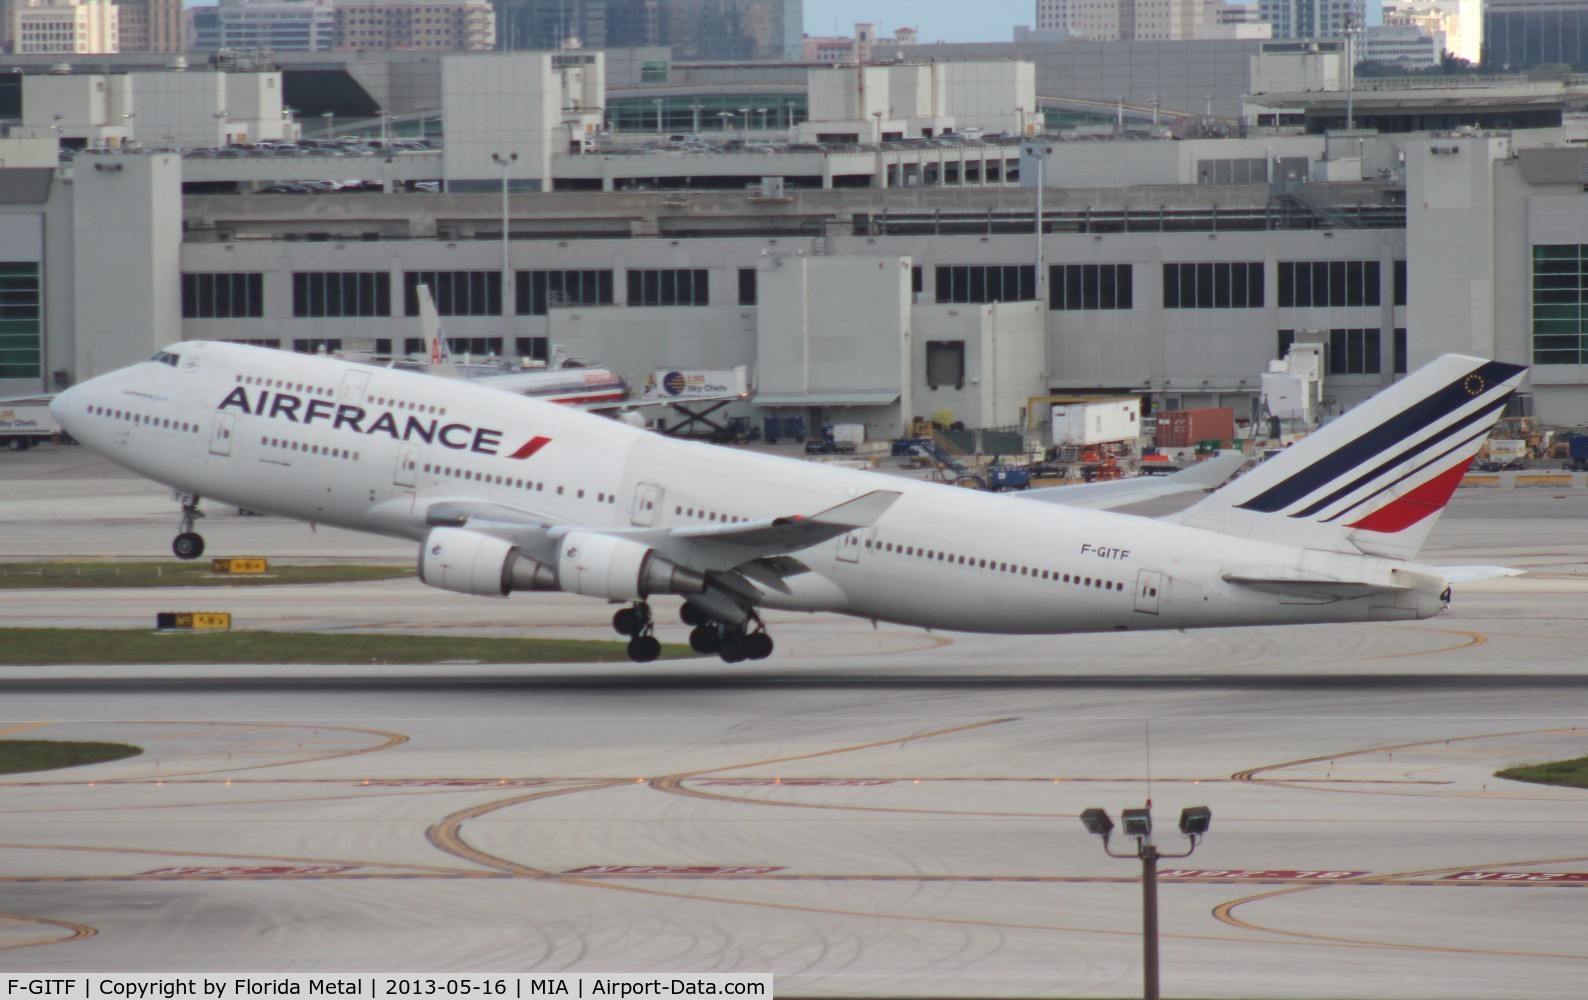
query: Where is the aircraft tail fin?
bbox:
[418,284,459,380]
[1172,355,1526,560]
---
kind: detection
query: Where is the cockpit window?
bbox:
[148,351,181,367]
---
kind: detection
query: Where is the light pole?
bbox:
[737,107,749,134]
[491,151,517,319]
[1080,804,1211,1000]
[1148,94,1161,128]
[321,110,334,140]
[754,106,767,133]
[785,100,796,130]
[717,110,732,134]
[652,98,664,135]
[1344,18,1361,131]
[690,103,704,135]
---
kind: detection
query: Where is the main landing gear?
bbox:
[172,495,206,560]
[611,601,776,663]
[681,603,773,663]
[613,602,662,663]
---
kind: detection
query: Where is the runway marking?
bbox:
[0,841,484,876]
[1212,855,1588,959]
[0,912,96,952]
[1358,626,1486,660]
[425,719,1018,878]
[98,721,410,780]
[1231,727,1587,792]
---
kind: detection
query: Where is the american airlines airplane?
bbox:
[49,343,1523,663]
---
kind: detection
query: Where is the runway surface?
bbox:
[2,447,1588,997]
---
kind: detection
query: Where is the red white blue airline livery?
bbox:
[51,344,1524,662]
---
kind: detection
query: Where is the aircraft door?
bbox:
[1134,569,1163,615]
[208,412,235,457]
[836,530,864,564]
[339,370,372,406]
[630,482,661,526]
[394,445,418,488]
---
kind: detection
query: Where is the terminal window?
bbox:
[1278,260,1380,308]
[1327,328,1381,375]
[1531,244,1588,364]
[936,265,1035,304]
[1162,262,1263,309]
[1050,264,1132,310]
[182,272,263,319]
[627,268,709,307]
[293,272,391,318]
[404,271,502,317]
[517,269,614,315]
[0,261,40,379]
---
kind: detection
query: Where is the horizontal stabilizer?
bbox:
[1018,452,1246,511]
[1437,565,1526,583]
[1223,566,1408,602]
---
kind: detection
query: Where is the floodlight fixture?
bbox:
[1179,806,1211,838]
[1121,807,1152,839]
[1080,808,1113,838]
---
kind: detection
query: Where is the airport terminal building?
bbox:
[3,52,1587,438]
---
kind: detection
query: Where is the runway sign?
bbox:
[563,865,785,876]
[140,865,356,876]
[211,557,268,574]
[1446,871,1588,882]
[1159,869,1367,880]
[154,612,232,630]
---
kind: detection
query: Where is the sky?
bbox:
[802,0,1033,44]
[801,0,1384,43]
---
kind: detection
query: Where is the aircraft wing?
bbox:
[415,490,902,574]
[1014,452,1246,511]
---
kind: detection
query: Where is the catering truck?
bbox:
[0,396,61,451]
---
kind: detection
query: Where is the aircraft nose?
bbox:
[48,384,76,429]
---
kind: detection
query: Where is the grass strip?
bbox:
[0,562,414,589]
[1496,756,1588,790]
[0,628,689,665]
[0,739,142,775]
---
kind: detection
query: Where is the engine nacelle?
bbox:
[556,530,706,601]
[419,526,557,598]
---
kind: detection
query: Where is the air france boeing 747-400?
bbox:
[50,343,1524,663]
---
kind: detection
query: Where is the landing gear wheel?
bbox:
[612,602,652,637]
[626,634,662,663]
[745,633,774,660]
[172,532,205,560]
[689,624,721,654]
[719,634,748,664]
[680,603,707,627]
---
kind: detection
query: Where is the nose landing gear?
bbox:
[172,495,206,560]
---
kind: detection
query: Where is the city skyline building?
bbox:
[1259,0,1365,40]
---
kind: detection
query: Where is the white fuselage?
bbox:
[54,343,1450,635]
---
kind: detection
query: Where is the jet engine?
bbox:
[418,526,557,598]
[556,530,706,601]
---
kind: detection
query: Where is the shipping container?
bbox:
[1050,398,1140,447]
[1154,407,1235,448]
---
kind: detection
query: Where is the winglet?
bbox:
[809,490,903,529]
